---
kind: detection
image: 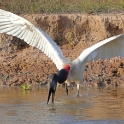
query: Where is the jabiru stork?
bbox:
[0,9,124,104]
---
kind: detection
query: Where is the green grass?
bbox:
[0,0,124,14]
[21,84,31,90]
[2,75,7,81]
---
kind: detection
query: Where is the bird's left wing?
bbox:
[77,34,124,69]
[0,9,69,70]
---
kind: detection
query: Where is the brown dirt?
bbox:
[0,13,124,87]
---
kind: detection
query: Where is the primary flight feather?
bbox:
[0,9,124,103]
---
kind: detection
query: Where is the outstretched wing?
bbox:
[78,34,124,69]
[0,9,69,70]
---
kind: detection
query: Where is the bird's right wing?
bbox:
[77,34,124,70]
[0,9,69,70]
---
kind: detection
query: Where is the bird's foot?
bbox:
[83,87,90,97]
[74,90,81,97]
[65,83,68,95]
[77,91,80,97]
[66,88,68,95]
[74,92,81,97]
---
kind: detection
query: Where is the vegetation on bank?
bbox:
[0,0,124,14]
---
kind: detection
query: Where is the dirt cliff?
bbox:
[0,13,124,87]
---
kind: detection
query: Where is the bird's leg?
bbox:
[77,83,80,96]
[65,83,68,95]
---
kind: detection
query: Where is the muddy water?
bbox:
[0,86,124,124]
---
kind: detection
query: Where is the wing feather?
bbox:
[32,31,39,45]
[13,26,23,36]
[0,9,69,70]
[0,25,17,33]
[0,22,13,26]
[18,29,26,39]
[0,19,10,22]
[30,30,37,45]
[78,34,124,68]
[0,24,13,30]
[8,26,21,36]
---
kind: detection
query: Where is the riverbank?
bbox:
[0,13,124,87]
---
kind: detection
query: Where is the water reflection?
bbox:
[0,86,124,124]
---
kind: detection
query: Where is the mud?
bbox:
[0,13,124,87]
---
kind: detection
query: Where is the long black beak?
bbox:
[47,74,58,104]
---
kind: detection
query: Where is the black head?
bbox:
[47,74,58,104]
[47,69,69,104]
[57,69,68,84]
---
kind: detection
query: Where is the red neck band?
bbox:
[63,65,70,73]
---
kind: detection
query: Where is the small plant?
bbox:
[2,75,7,81]
[36,79,40,84]
[21,84,31,90]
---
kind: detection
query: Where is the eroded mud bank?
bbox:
[0,13,124,86]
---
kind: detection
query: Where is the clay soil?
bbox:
[0,13,124,87]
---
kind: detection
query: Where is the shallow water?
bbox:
[0,86,124,124]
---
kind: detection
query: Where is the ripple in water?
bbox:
[0,86,124,124]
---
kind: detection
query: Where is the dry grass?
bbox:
[0,0,124,14]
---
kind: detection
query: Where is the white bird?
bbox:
[0,9,124,103]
